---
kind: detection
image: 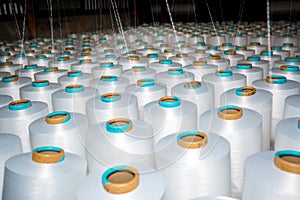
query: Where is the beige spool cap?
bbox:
[178,132,208,149]
[80,59,92,64]
[32,147,65,164]
[164,49,173,53]
[1,61,13,66]
[218,106,243,120]
[65,47,74,51]
[128,50,137,55]
[103,166,139,194]
[184,81,201,88]
[236,86,256,96]
[274,151,300,174]
[46,112,70,124]
[195,49,205,53]
[210,55,221,60]
[193,61,206,66]
[128,55,140,61]
[176,54,188,58]
[238,46,247,50]
[225,50,236,55]
[106,118,133,133]
[82,48,92,52]
[160,44,169,48]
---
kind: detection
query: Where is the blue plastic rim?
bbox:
[283,43,293,47]
[267,75,287,84]
[9,99,32,111]
[137,78,155,87]
[247,56,261,62]
[44,67,58,73]
[102,165,128,184]
[106,118,133,133]
[100,75,118,82]
[67,70,83,78]
[223,42,233,47]
[32,80,50,88]
[261,51,273,56]
[147,53,158,58]
[284,57,300,63]
[15,53,25,58]
[298,119,300,129]
[155,39,164,43]
[224,50,235,55]
[159,59,172,65]
[275,150,300,159]
[272,46,282,51]
[32,146,65,163]
[236,46,246,50]
[168,68,183,75]
[236,63,252,70]
[105,54,117,59]
[184,81,202,89]
[132,66,146,72]
[46,111,71,124]
[100,62,114,68]
[209,46,218,50]
[104,49,113,53]
[65,84,84,93]
[215,70,233,77]
[218,105,239,113]
[280,65,299,72]
[101,93,121,103]
[2,75,18,83]
[36,54,47,60]
[159,96,181,108]
[57,57,68,61]
[24,64,38,70]
[79,59,92,64]
[250,42,260,45]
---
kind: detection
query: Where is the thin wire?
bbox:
[165,0,180,48]
[58,0,63,39]
[192,0,197,23]
[46,0,54,45]
[10,0,21,40]
[267,0,271,58]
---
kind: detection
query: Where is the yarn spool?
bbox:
[0,100,48,152]
[199,54,230,70]
[49,56,78,70]
[184,61,218,81]
[231,63,263,85]
[58,70,93,88]
[269,65,300,83]
[143,96,197,144]
[34,67,68,83]
[28,54,52,67]
[169,53,196,67]
[2,146,87,200]
[86,118,155,171]
[149,59,182,74]
[0,75,32,100]
[122,66,156,85]
[20,80,61,112]
[155,131,231,199]
[91,62,123,79]
[220,86,273,150]
[71,59,100,74]
[274,56,300,69]
[118,55,148,71]
[223,50,244,67]
[0,95,13,108]
[52,84,98,115]
[86,92,139,126]
[238,55,269,77]
[199,106,262,197]
[260,51,281,68]
[242,150,300,200]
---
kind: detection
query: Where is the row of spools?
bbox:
[0,21,300,200]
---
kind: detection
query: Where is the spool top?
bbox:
[184,81,201,89]
[102,166,139,194]
[147,53,158,58]
[250,42,261,46]
[127,55,140,61]
[236,46,247,50]
[298,119,300,129]
[100,62,114,68]
[261,51,273,56]
[280,65,299,72]
[159,96,181,108]
[137,78,155,87]
[208,54,221,60]
[222,42,233,47]
[176,53,188,58]
[101,92,121,103]
[193,61,207,66]
[208,46,218,50]
[0,52,10,56]
[283,43,293,47]
[266,75,287,84]
[164,49,174,53]
[0,61,13,66]
[236,63,252,70]
[44,67,58,73]
[236,86,257,96]
[45,111,71,124]
[217,105,243,120]
[2,75,19,83]
[247,55,261,62]
[14,53,25,58]
[274,150,300,174]
[159,59,172,65]
[285,57,300,63]
[8,99,32,111]
[177,131,208,149]
[106,118,133,133]
[272,46,282,51]
[57,56,70,61]
[65,84,84,93]
[224,50,236,55]
[79,59,92,64]
[36,54,47,60]
[195,49,206,54]
[67,70,83,78]
[32,80,50,88]
[100,75,118,82]
[215,69,233,77]
[105,54,116,59]
[132,66,146,72]
[32,146,65,164]
[168,67,183,75]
